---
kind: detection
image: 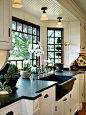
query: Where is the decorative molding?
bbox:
[57,0,86,24]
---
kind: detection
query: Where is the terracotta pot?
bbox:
[20,71,31,78]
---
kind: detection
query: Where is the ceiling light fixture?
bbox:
[57,17,63,27]
[12,0,23,8]
[40,7,48,20]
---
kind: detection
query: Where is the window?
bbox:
[8,17,40,69]
[47,28,63,64]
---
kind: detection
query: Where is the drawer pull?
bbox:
[63,98,67,101]
[44,94,49,98]
[6,111,13,115]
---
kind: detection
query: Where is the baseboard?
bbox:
[71,103,79,115]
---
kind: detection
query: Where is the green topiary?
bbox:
[56,53,62,56]
[57,37,61,43]
[7,64,18,78]
[56,46,61,51]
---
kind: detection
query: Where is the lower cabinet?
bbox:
[0,101,20,115]
[70,74,79,114]
[79,72,84,104]
[39,103,53,115]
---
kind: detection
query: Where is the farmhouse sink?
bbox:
[38,74,76,101]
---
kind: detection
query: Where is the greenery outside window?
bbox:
[47,28,63,64]
[8,17,40,69]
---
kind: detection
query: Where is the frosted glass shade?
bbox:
[12,0,23,8]
[57,22,63,27]
[40,13,48,20]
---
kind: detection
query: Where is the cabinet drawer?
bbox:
[39,86,55,110]
[0,101,20,115]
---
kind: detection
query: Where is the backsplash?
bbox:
[77,54,86,66]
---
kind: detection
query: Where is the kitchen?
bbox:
[0,0,86,115]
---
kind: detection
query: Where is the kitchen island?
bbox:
[0,69,85,115]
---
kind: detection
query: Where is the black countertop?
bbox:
[55,69,84,76]
[0,69,85,109]
[0,77,57,109]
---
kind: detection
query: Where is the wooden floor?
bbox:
[75,103,86,115]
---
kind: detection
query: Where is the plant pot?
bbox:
[20,71,31,78]
[7,76,19,88]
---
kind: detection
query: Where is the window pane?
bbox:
[33,52,36,59]
[28,35,32,44]
[23,24,27,33]
[55,31,61,37]
[48,30,54,37]
[48,38,54,44]
[33,27,36,35]
[55,52,61,58]
[37,37,39,42]
[33,60,36,65]
[10,61,16,65]
[48,52,54,58]
[55,45,61,51]
[17,61,22,69]
[28,26,32,34]
[55,38,61,44]
[33,36,36,43]
[55,59,61,63]
[48,45,54,51]
[17,22,22,31]
[12,21,16,30]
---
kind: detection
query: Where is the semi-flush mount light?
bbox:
[12,0,23,8]
[40,7,48,20]
[57,17,63,27]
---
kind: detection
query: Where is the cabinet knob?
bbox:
[44,94,49,98]
[6,111,13,115]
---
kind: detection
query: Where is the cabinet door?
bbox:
[39,103,53,115]
[62,94,70,115]
[80,24,86,52]
[70,74,79,114]
[79,73,84,103]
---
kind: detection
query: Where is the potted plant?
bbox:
[20,59,31,78]
[55,37,63,70]
[6,64,19,88]
[20,66,31,78]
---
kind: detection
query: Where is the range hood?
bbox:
[0,50,9,70]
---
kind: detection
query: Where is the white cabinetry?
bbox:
[0,0,13,50]
[39,86,55,115]
[80,24,86,53]
[0,101,20,115]
[70,74,79,115]
[79,72,84,109]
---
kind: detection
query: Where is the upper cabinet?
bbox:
[69,21,86,53]
[0,0,13,50]
[80,23,86,53]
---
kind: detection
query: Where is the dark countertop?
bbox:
[55,69,84,76]
[0,69,85,109]
[0,77,57,109]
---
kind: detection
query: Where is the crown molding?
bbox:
[56,0,86,24]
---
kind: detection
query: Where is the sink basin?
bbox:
[38,74,76,101]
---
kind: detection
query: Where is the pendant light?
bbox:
[57,17,63,27]
[40,7,48,20]
[12,0,23,8]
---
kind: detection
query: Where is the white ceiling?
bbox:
[12,0,78,22]
[74,0,86,14]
